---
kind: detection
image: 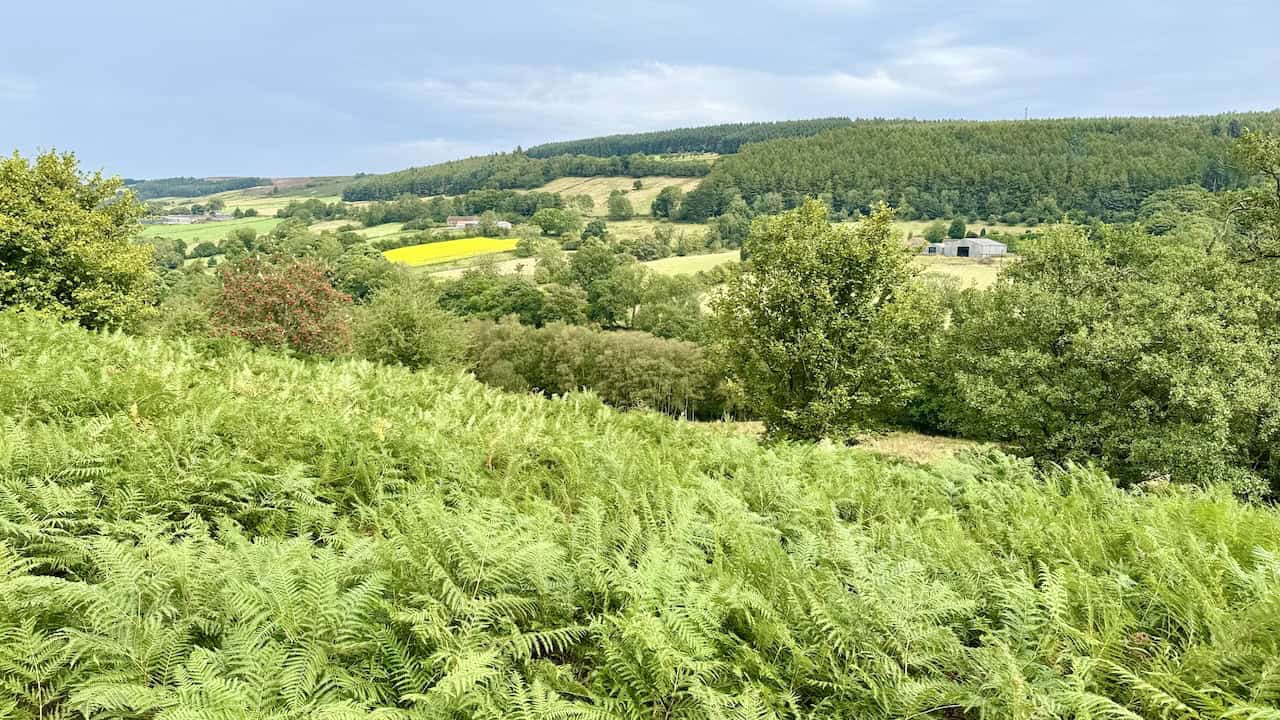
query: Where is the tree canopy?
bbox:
[124,175,270,199]
[714,200,938,440]
[690,112,1280,223]
[0,150,155,329]
[524,117,854,157]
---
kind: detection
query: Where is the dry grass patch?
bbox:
[533,176,704,216]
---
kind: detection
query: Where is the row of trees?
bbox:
[343,152,710,201]
[686,112,1280,223]
[124,175,269,199]
[357,189,564,227]
[524,117,854,157]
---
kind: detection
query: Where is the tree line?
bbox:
[342,152,711,201]
[523,117,854,158]
[124,175,270,199]
[684,112,1280,223]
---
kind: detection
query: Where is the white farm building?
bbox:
[924,238,1008,259]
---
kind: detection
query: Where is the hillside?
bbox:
[524,117,854,158]
[343,153,711,202]
[3,312,1279,718]
[685,112,1280,222]
[532,175,704,216]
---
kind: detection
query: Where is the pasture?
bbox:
[644,250,740,275]
[533,176,704,216]
[139,216,280,242]
[915,255,1007,287]
[384,237,519,266]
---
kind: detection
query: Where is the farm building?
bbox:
[144,212,235,226]
[446,216,512,231]
[924,238,1007,258]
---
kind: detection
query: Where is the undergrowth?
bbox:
[1,313,1278,719]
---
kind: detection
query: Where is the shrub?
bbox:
[207,256,352,355]
[467,318,733,419]
[354,274,466,370]
[606,189,634,220]
[923,220,948,243]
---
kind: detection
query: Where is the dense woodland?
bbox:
[682,112,1280,222]
[124,175,270,199]
[343,153,710,201]
[524,117,854,158]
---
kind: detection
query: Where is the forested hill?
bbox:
[681,111,1280,222]
[124,176,270,199]
[524,117,854,158]
[342,118,853,201]
[342,152,710,201]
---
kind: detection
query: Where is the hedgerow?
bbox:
[1,312,1279,719]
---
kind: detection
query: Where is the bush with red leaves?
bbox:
[208,256,352,355]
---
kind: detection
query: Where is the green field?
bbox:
[644,250,740,275]
[139,216,280,242]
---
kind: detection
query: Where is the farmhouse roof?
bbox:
[447,215,479,223]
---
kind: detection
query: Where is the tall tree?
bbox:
[713,200,939,440]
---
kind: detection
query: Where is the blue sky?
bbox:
[2,1,1277,178]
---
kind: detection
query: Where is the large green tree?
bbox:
[0,151,154,329]
[529,207,582,237]
[713,200,939,440]
[936,221,1280,498]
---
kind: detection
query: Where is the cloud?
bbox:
[388,32,1045,145]
[363,137,510,171]
[392,63,926,140]
[890,30,1035,90]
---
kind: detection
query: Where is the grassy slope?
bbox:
[532,176,704,216]
[139,215,281,242]
[2,314,1279,716]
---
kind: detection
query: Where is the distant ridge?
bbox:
[524,117,854,158]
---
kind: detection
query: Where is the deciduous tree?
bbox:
[714,200,938,440]
[0,150,154,329]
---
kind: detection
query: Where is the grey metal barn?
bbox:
[924,238,1008,258]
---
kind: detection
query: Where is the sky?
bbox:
[2,1,1278,178]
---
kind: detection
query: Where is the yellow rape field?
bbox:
[382,237,519,267]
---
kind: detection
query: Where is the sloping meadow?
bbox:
[0,313,1278,719]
